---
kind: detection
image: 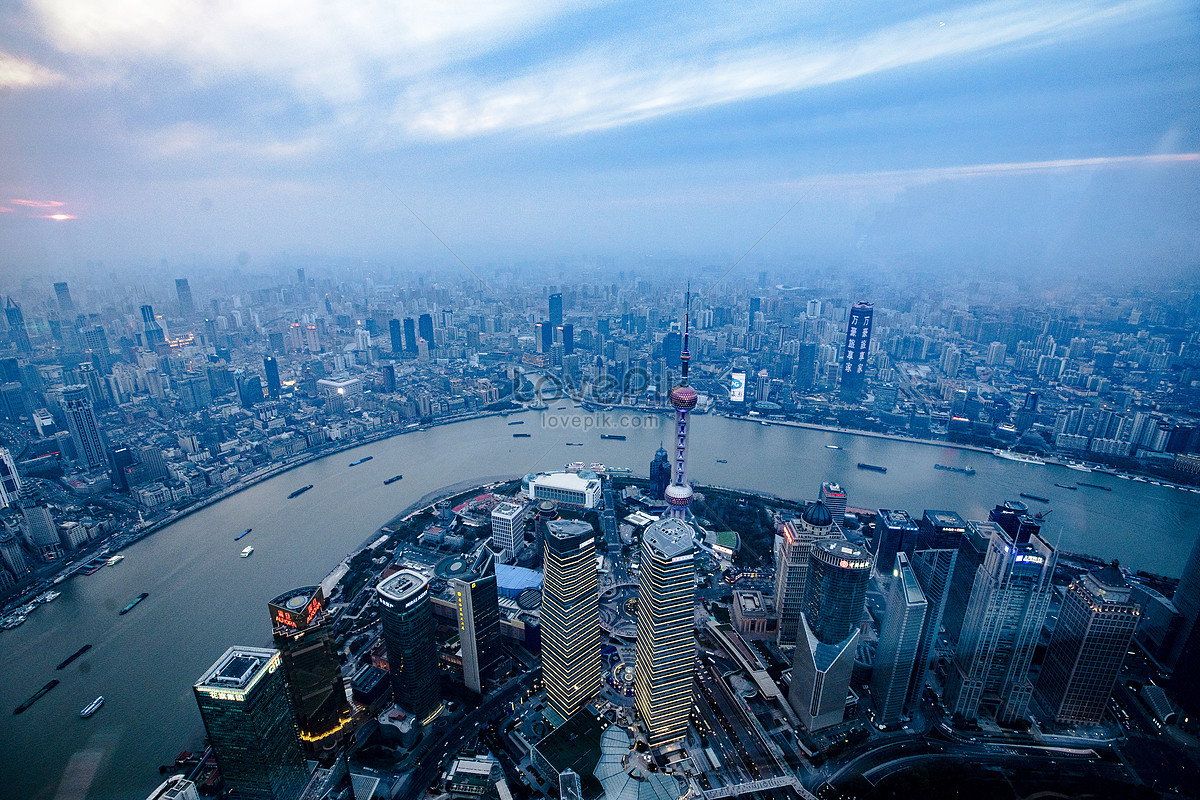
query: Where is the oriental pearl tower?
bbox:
[665,290,697,520]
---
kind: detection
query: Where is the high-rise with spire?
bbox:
[665,290,697,520]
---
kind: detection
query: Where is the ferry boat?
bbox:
[1066,461,1092,472]
[119,593,149,615]
[934,464,976,475]
[600,434,627,440]
[288,485,314,499]
[384,475,403,485]
[40,590,62,602]
[716,459,728,463]
[348,456,373,467]
[513,432,532,438]
[1,613,27,630]
[992,449,1046,466]
[857,463,887,473]
[240,546,254,558]
[825,444,841,449]
[507,420,524,426]
[566,442,584,446]
[106,554,125,566]
[1054,483,1078,490]
[234,528,252,541]
[80,696,104,718]
[1020,492,1050,503]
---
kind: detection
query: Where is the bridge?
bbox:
[698,774,817,800]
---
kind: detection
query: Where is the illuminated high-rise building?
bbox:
[1035,566,1140,725]
[665,291,696,521]
[193,646,310,800]
[789,539,871,731]
[451,542,502,694]
[377,570,442,722]
[267,586,352,757]
[947,522,1056,723]
[774,501,838,646]
[60,384,105,469]
[839,301,872,400]
[819,482,846,529]
[870,552,928,726]
[541,519,600,721]
[634,517,695,748]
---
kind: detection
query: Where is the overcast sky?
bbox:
[1,0,1197,281]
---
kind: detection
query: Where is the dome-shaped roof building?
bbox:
[800,500,834,530]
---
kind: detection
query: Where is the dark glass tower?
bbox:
[451,542,502,694]
[141,304,166,349]
[418,314,434,349]
[648,445,671,500]
[789,539,871,730]
[839,301,872,400]
[403,318,418,354]
[54,281,75,314]
[377,569,441,722]
[549,292,563,328]
[263,356,281,399]
[388,318,403,354]
[268,586,352,757]
[870,552,928,725]
[193,646,310,800]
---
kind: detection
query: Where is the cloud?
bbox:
[10,198,67,208]
[0,49,63,88]
[398,0,1168,139]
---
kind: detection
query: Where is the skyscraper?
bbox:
[377,570,442,722]
[819,482,847,529]
[873,509,918,578]
[542,519,600,722]
[451,542,502,694]
[0,447,21,508]
[648,445,671,500]
[54,281,75,314]
[22,504,61,561]
[665,292,696,521]
[947,522,1056,723]
[141,304,166,349]
[403,318,418,354]
[490,501,529,561]
[789,539,871,730]
[774,502,839,645]
[558,323,574,356]
[176,278,195,317]
[634,517,695,748]
[549,292,563,328]
[263,356,281,399]
[906,547,957,709]
[61,384,105,469]
[193,646,310,800]
[82,326,111,374]
[839,301,873,400]
[5,298,32,353]
[418,313,434,350]
[268,586,352,757]
[389,318,403,354]
[1035,566,1140,725]
[870,552,928,726]
[0,526,30,579]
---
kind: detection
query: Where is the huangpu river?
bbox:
[2,406,1197,799]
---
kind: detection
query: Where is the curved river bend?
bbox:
[2,408,1197,799]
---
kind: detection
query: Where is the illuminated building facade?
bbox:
[664,292,697,521]
[193,646,309,800]
[947,524,1056,723]
[377,570,442,722]
[451,542,502,694]
[839,301,872,399]
[634,517,695,747]
[267,586,351,756]
[819,482,847,529]
[1035,566,1140,724]
[542,519,600,721]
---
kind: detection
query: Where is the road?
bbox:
[396,669,541,800]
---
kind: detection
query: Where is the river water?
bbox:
[2,407,1197,799]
